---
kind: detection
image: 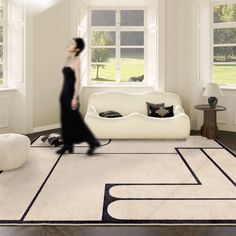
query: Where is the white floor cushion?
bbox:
[0,133,30,171]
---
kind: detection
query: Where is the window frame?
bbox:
[211,0,236,87]
[88,7,147,85]
[0,0,7,87]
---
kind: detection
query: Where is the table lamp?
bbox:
[203,83,223,108]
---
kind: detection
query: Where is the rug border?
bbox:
[1,136,236,226]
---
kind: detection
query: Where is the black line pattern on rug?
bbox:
[215,139,236,157]
[20,152,64,222]
[31,135,41,145]
[9,142,200,224]
[201,148,236,187]
[1,138,236,225]
[59,148,223,155]
[175,148,201,184]
[102,145,236,224]
[101,180,236,224]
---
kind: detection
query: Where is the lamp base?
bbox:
[208,97,218,109]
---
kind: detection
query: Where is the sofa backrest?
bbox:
[87,90,183,116]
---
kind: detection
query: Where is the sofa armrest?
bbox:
[174,105,185,116]
[86,105,99,117]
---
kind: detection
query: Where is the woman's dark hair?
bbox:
[73,37,85,56]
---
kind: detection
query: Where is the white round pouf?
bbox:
[0,133,30,171]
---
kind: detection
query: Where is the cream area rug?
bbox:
[0,136,235,226]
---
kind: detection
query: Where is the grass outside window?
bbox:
[91,58,144,83]
[213,65,236,85]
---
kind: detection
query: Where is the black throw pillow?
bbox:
[146,102,165,116]
[99,111,123,118]
[148,105,174,118]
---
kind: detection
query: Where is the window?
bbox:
[0,0,4,86]
[89,9,145,84]
[212,3,236,86]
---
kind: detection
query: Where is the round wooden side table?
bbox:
[195,104,226,139]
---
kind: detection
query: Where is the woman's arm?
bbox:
[73,58,81,100]
[71,58,80,110]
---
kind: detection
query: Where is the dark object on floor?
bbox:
[87,141,101,155]
[99,111,123,118]
[41,133,64,147]
[128,74,144,82]
[56,144,73,154]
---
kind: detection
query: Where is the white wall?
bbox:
[164,0,178,94]
[176,0,191,116]
[33,0,71,131]
[0,89,16,133]
[165,0,192,116]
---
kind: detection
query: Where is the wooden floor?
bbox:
[0,129,236,236]
[1,225,236,236]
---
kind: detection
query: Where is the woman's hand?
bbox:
[71,97,78,110]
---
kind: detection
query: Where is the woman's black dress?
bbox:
[59,66,97,145]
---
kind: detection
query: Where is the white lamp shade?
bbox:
[203,83,223,97]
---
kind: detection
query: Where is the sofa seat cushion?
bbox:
[86,90,183,116]
[85,110,190,139]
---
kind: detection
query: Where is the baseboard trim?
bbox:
[33,124,60,133]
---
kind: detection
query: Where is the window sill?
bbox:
[83,83,154,88]
[0,87,18,92]
[220,86,236,90]
[203,85,236,90]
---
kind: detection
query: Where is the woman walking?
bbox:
[56,38,100,155]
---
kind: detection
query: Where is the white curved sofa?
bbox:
[84,90,190,139]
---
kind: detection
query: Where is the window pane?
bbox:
[121,48,144,62]
[91,64,116,82]
[214,28,236,44]
[214,46,236,62]
[120,64,144,82]
[214,4,236,23]
[0,64,3,80]
[91,10,116,26]
[92,31,116,46]
[120,10,144,26]
[121,32,144,46]
[0,45,2,63]
[0,26,3,42]
[91,48,116,63]
[0,0,3,19]
[213,65,236,84]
